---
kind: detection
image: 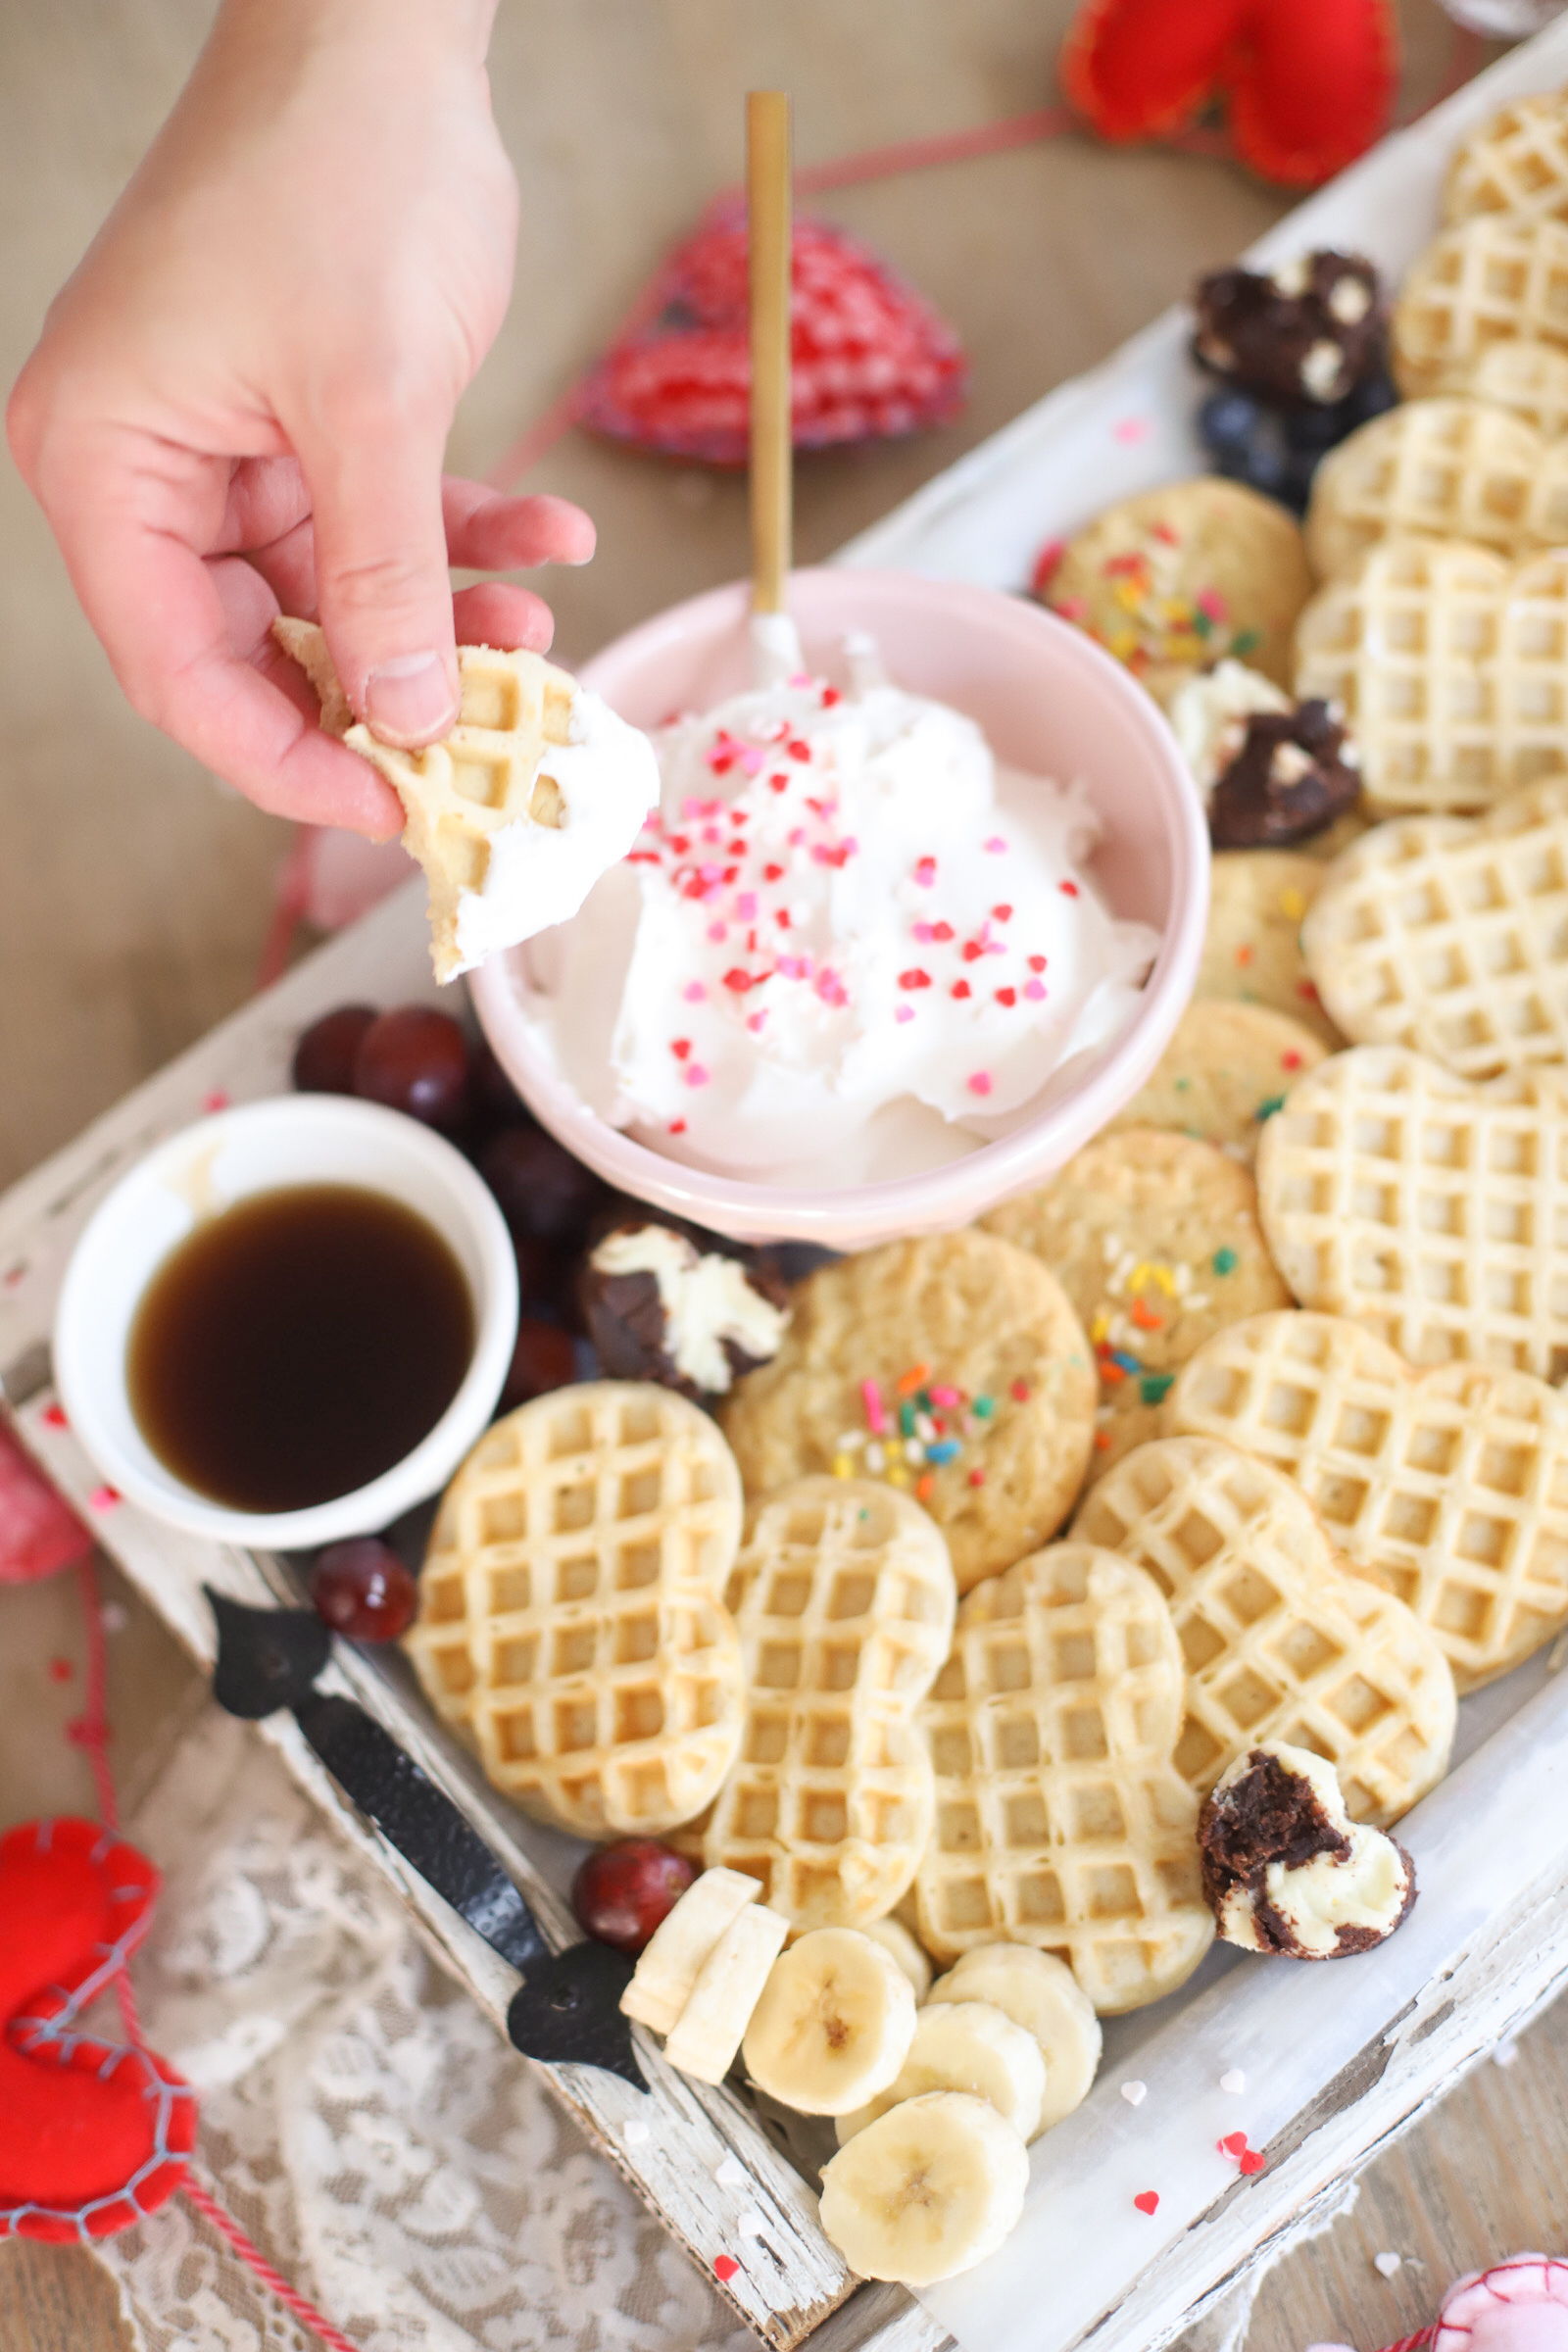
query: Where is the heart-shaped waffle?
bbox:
[913,1544,1213,2011]
[1168,1309,1568,1690]
[1446,94,1568,233]
[1255,1045,1568,1377]
[1392,215,1568,400]
[701,1477,956,1931]
[1073,1436,1456,1823]
[1303,400,1566,580]
[1458,339,1568,441]
[405,1383,747,1837]
[1293,538,1568,816]
[1300,778,1568,1077]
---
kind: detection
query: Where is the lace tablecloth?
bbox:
[97,1705,755,2352]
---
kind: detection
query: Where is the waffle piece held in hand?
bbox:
[1303,399,1547,579]
[1073,1437,1456,1824]
[404,1383,746,1836]
[1293,538,1568,817]
[1446,94,1568,233]
[271,617,656,984]
[1168,1310,1568,1691]
[1255,1045,1568,1378]
[912,1544,1213,2010]
[703,1477,956,1930]
[1299,779,1568,1078]
[1391,216,1568,400]
[719,1232,1097,1594]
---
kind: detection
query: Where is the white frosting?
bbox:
[451,685,660,972]
[1214,1742,1412,1958]
[515,641,1159,1183]
[1169,660,1292,802]
[590,1225,788,1395]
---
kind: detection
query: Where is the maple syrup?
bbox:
[127,1184,474,1512]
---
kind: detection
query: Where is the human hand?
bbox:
[7,0,594,839]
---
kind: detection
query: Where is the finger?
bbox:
[291,396,459,751]
[441,480,596,572]
[450,580,557,652]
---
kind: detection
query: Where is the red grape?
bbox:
[469,1036,529,1128]
[293,1004,377,1096]
[479,1125,604,1244]
[311,1539,419,1642]
[353,1005,470,1131]
[572,1839,697,1953]
[502,1317,576,1407]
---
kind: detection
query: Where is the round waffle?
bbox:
[1073,1436,1456,1826]
[1391,215,1568,400]
[405,1382,746,1837]
[702,1476,956,1930]
[1299,777,1568,1078]
[719,1232,1097,1594]
[1293,537,1568,817]
[1446,94,1568,232]
[1255,1044,1568,1379]
[912,1544,1213,2011]
[1168,1310,1568,1691]
[1304,399,1545,580]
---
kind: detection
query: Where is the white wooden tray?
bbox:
[9,25,1568,2352]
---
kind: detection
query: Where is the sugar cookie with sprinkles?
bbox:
[981,1129,1292,1478]
[719,1232,1097,1593]
[1198,852,1342,1047]
[1106,1000,1329,1164]
[1040,478,1312,700]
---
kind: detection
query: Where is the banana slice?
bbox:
[620,1866,761,2034]
[861,1916,934,2001]
[742,1928,918,2115]
[835,1998,1046,2146]
[662,1901,789,2084]
[818,2090,1030,2285]
[928,1945,1102,2133]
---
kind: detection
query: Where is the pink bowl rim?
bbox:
[469,568,1208,1247]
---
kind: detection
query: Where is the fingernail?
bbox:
[364,652,458,747]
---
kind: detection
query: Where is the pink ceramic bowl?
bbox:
[469,568,1207,1249]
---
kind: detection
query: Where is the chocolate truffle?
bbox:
[582,1221,789,1401]
[1199,1741,1416,1959]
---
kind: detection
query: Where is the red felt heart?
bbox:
[1060,0,1398,187]
[577,202,967,466]
[0,1819,197,2241]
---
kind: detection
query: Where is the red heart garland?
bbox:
[576,201,967,466]
[0,1818,197,2241]
[1060,0,1399,187]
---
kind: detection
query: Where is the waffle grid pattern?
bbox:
[1463,340,1568,440]
[1294,538,1568,815]
[1304,400,1544,579]
[704,1478,956,1929]
[405,1383,747,1836]
[1073,1437,1457,1826]
[1392,216,1568,399]
[1300,779,1568,1076]
[914,1545,1214,2012]
[1256,1046,1568,1378]
[1446,96,1568,232]
[1169,1311,1568,1690]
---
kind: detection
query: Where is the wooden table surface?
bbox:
[3,4,1557,2349]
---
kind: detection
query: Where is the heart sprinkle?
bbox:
[714,2154,748,2189]
[1375,2253,1402,2279]
[713,2255,741,2282]
[1134,2191,1159,2216]
[622,2119,651,2146]
[1220,2069,1247,2095]
[1121,2081,1148,2107]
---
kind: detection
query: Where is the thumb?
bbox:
[297,403,460,748]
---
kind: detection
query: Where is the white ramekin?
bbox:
[54,1096,518,1548]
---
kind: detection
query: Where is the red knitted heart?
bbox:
[1060,0,1399,187]
[0,1818,197,2241]
[577,202,967,466]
